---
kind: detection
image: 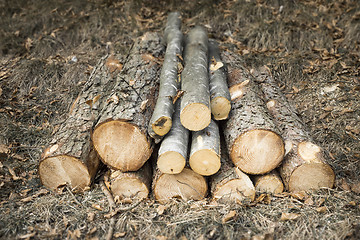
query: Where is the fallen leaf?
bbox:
[280,212,300,221]
[304,197,314,206]
[222,210,237,223]
[106,56,123,73]
[107,94,119,104]
[316,206,328,213]
[290,191,309,201]
[114,232,126,238]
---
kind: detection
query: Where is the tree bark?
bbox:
[252,170,284,194]
[210,141,255,203]
[153,168,208,204]
[221,52,285,175]
[208,39,231,120]
[180,26,211,131]
[92,32,164,172]
[148,12,184,142]
[255,66,335,192]
[39,52,123,192]
[189,119,221,176]
[157,100,189,174]
[106,161,152,201]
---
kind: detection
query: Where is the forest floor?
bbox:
[0,0,359,239]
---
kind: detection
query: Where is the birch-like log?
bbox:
[39,52,125,192]
[148,12,183,142]
[180,26,211,131]
[210,142,255,203]
[208,39,231,120]
[92,32,164,172]
[106,161,152,201]
[252,170,284,194]
[221,52,285,175]
[157,100,189,174]
[153,168,208,204]
[189,120,221,176]
[255,66,335,192]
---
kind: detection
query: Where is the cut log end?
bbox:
[210,96,231,120]
[298,141,322,163]
[157,151,186,174]
[213,168,255,203]
[110,178,149,200]
[230,129,284,174]
[39,155,91,192]
[92,120,152,171]
[152,116,172,136]
[154,168,208,204]
[289,163,335,192]
[254,174,284,194]
[189,149,221,176]
[180,103,211,131]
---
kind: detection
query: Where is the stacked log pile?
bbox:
[39,12,335,204]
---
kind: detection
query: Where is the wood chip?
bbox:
[280,212,300,221]
[91,204,103,211]
[114,232,126,238]
[222,210,237,223]
[316,206,328,213]
[157,205,166,215]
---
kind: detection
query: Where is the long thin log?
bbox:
[106,161,152,201]
[180,26,211,131]
[208,39,231,120]
[252,170,284,194]
[148,12,184,142]
[210,141,255,204]
[92,32,164,172]
[157,100,189,174]
[39,52,123,192]
[189,119,221,176]
[153,168,208,204]
[255,66,335,192]
[221,51,285,175]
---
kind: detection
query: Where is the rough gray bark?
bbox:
[255,66,335,192]
[92,32,164,172]
[180,26,211,131]
[221,51,285,175]
[39,52,124,192]
[189,119,221,176]
[210,141,255,203]
[157,100,189,174]
[208,39,231,120]
[148,12,184,142]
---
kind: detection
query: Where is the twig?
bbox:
[65,186,82,206]
[100,180,116,240]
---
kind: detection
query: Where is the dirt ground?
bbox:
[0,0,359,239]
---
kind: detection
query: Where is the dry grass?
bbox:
[0,0,359,239]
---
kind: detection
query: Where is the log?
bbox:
[255,66,335,192]
[252,170,284,194]
[208,39,231,120]
[39,52,123,192]
[189,119,221,176]
[106,161,152,201]
[92,32,164,172]
[157,100,189,174]
[180,26,211,131]
[148,12,184,142]
[153,168,208,204]
[210,141,255,203]
[221,52,285,175]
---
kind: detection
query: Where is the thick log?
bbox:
[106,161,152,201]
[210,142,255,203]
[148,12,184,142]
[157,100,189,174]
[39,52,123,192]
[208,39,231,120]
[189,119,221,176]
[153,168,208,204]
[255,66,335,192]
[92,32,164,172]
[252,170,284,194]
[180,26,211,131]
[221,52,285,175]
